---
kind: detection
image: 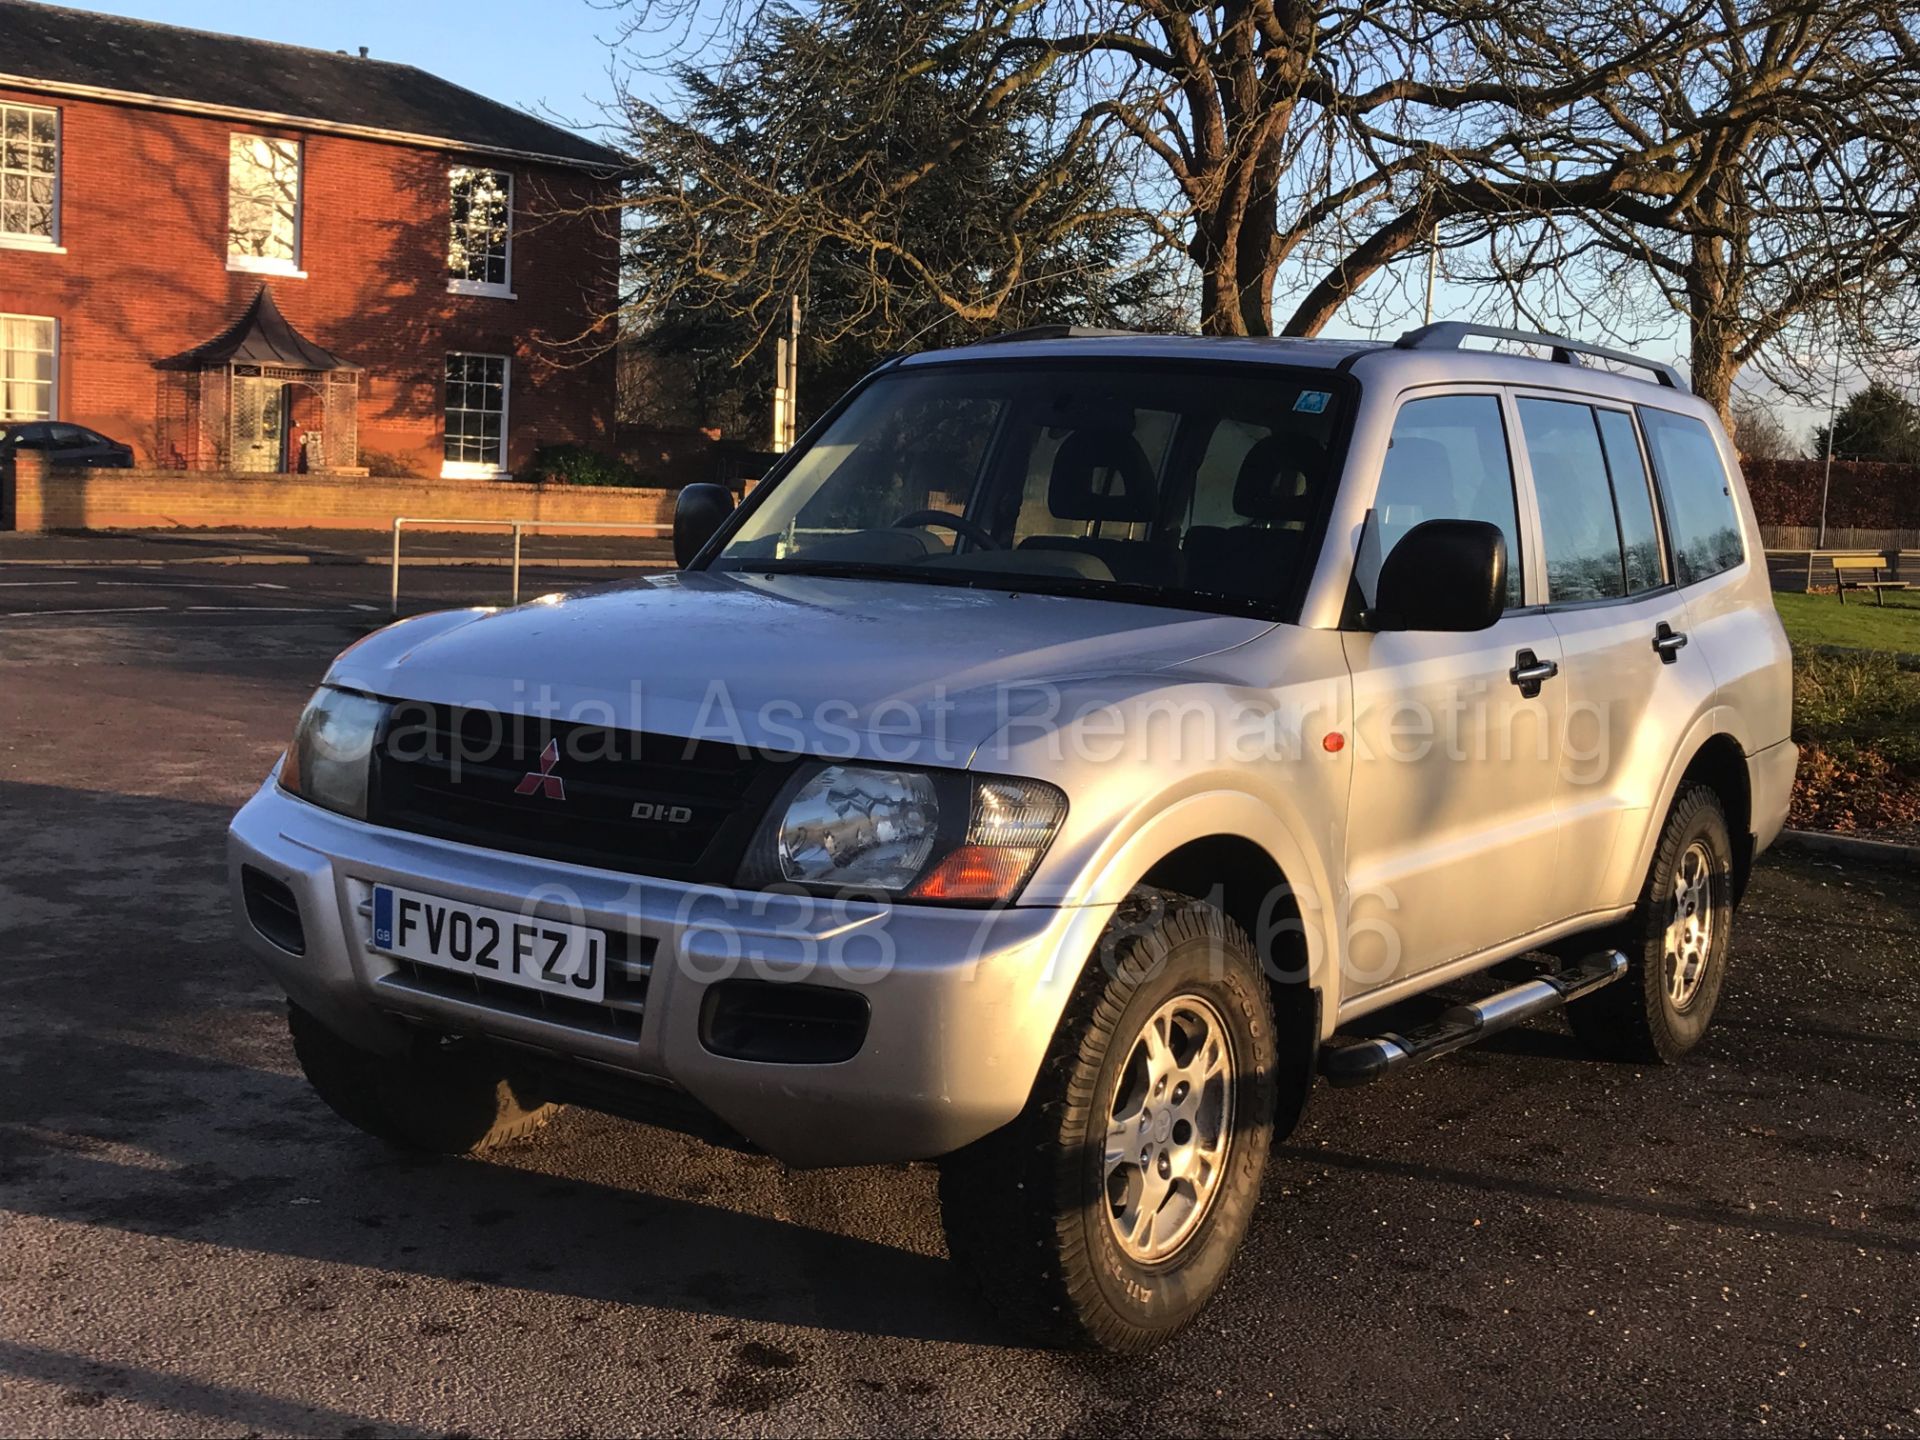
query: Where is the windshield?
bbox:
[711,363,1347,619]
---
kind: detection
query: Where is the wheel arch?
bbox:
[1140,835,1314,1004]
[1137,833,1324,1133]
[1621,718,1755,908]
[1675,732,1754,901]
[1071,789,1340,1018]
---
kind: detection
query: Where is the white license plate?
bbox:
[370,885,606,1002]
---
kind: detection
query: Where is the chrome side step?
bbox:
[1319,950,1628,1088]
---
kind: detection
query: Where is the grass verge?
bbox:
[1772,587,1920,654]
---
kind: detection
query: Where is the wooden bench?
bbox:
[1831,553,1911,605]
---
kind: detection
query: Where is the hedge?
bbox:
[1742,458,1920,529]
[516,443,641,488]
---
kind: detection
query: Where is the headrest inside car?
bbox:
[1049,430,1157,522]
[1233,433,1325,523]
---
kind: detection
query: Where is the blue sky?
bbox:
[94,0,629,135]
[108,0,1844,440]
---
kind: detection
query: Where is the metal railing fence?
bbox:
[388,516,672,618]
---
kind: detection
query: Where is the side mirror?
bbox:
[1367,518,1507,632]
[674,482,736,567]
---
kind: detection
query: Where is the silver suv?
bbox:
[229,323,1795,1351]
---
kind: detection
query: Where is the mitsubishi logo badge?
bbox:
[513,738,566,800]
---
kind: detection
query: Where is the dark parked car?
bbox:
[0,421,135,467]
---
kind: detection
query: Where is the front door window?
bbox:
[1366,393,1526,607]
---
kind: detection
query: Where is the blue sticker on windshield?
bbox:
[1294,390,1330,414]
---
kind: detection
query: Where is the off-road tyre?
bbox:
[1568,784,1735,1063]
[289,1004,556,1154]
[938,889,1279,1352]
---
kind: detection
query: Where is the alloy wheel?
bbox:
[1102,994,1236,1264]
[1664,839,1717,1010]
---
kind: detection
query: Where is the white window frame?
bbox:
[0,102,63,253]
[0,313,59,422]
[226,133,306,278]
[441,351,510,478]
[447,165,516,299]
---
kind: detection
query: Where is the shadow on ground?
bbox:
[0,781,1001,1349]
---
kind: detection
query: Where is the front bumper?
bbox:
[227,782,1115,1167]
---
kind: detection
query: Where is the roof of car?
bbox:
[901,323,1707,415]
[0,0,621,170]
[902,332,1378,372]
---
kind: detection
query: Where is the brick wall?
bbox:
[4,459,675,533]
[0,85,618,475]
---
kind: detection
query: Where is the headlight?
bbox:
[278,686,386,820]
[776,765,941,890]
[742,764,1066,904]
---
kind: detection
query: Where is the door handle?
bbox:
[1653,621,1689,663]
[1509,648,1559,698]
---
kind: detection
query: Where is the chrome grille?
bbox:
[366,703,788,883]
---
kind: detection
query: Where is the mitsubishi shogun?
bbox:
[230,323,1795,1351]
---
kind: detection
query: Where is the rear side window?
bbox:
[1374,395,1524,606]
[1517,398,1625,603]
[1594,409,1665,594]
[1638,408,1743,584]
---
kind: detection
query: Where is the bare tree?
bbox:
[1730,388,1803,460]
[608,1,1718,338]
[1445,1,1920,421]
[608,0,1920,420]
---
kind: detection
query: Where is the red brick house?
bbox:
[0,1,621,479]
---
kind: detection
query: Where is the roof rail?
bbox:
[971,325,1144,344]
[1395,322,1688,392]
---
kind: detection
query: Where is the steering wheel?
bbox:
[891,509,1003,551]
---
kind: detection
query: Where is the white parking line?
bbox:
[0,581,78,587]
[184,605,340,613]
[95,580,280,590]
[1,603,362,621]
[0,606,169,618]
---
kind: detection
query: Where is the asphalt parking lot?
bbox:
[1,557,1917,1438]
